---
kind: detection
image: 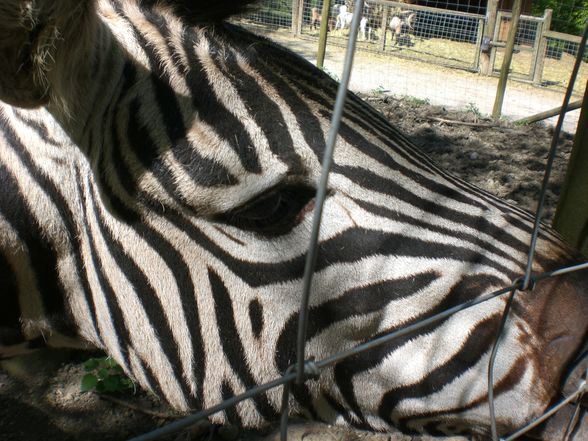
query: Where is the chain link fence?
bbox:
[127,3,588,441]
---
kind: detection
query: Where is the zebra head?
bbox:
[0,0,587,438]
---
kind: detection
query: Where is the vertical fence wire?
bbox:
[294,0,365,385]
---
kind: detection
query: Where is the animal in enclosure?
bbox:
[309,7,321,31]
[1,0,588,440]
[335,4,353,30]
[359,2,381,41]
[389,10,416,45]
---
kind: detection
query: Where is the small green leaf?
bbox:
[97,368,110,379]
[84,358,99,371]
[103,375,121,392]
[81,374,98,392]
[95,381,107,393]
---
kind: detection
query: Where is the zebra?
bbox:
[0,0,587,438]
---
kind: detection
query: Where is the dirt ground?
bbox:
[0,96,575,441]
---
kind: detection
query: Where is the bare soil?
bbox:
[362,93,574,223]
[0,96,575,441]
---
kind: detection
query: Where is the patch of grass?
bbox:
[403,95,430,106]
[512,118,529,126]
[371,85,388,96]
[81,357,134,395]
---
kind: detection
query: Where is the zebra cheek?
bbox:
[517,272,588,401]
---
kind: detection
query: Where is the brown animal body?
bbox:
[389,11,416,45]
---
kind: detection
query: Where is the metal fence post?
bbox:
[533,9,552,86]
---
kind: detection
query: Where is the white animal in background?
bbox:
[359,16,368,39]
[359,4,378,41]
[335,4,353,30]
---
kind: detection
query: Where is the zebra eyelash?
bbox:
[215,184,317,236]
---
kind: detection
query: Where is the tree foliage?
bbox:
[532,0,588,35]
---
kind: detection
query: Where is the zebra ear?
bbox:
[0,1,49,107]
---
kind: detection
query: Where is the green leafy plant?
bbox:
[81,357,134,394]
[464,102,483,118]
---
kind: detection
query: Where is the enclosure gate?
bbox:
[488,10,548,82]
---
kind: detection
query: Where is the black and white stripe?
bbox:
[0,0,587,438]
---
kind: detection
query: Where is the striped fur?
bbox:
[0,0,587,438]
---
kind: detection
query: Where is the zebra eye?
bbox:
[217,185,316,235]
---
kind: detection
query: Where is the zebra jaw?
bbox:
[0,0,587,439]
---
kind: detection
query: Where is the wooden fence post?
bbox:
[480,0,498,75]
[292,0,304,35]
[379,5,390,52]
[317,0,333,69]
[533,9,552,85]
[492,0,523,119]
[292,0,300,34]
[553,86,588,256]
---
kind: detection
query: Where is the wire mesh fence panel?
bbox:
[490,14,542,79]
[540,36,588,96]
[237,0,294,33]
[295,0,485,70]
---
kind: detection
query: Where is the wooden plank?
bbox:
[473,17,484,70]
[492,0,523,119]
[379,5,390,52]
[291,0,301,35]
[316,0,332,69]
[296,0,304,36]
[480,0,498,75]
[553,89,588,255]
[544,30,583,45]
[491,41,534,51]
[514,99,582,125]
[533,9,552,85]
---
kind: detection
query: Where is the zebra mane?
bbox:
[142,0,260,23]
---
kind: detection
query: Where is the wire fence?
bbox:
[128,5,588,441]
[234,0,588,134]
[299,0,485,71]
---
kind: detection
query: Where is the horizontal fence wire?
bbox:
[128,11,588,441]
